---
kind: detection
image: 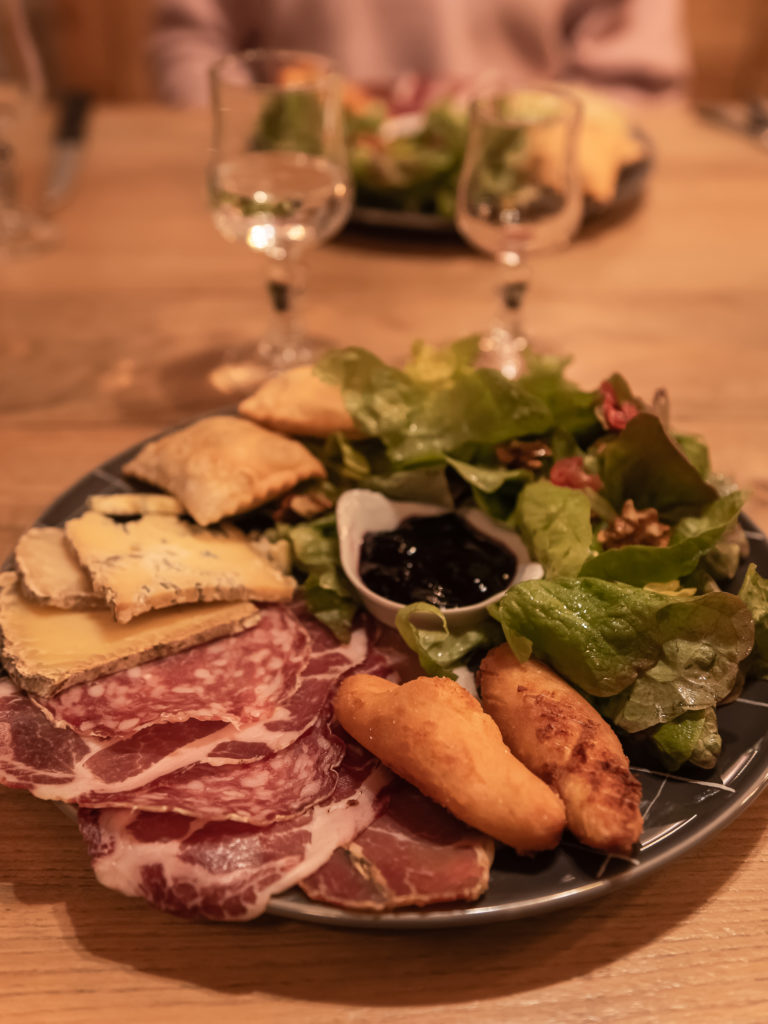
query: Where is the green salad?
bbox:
[265,338,767,774]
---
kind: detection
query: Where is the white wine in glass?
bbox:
[455,86,582,378]
[208,49,353,393]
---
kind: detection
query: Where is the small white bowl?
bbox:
[335,488,543,630]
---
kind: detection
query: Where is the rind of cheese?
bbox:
[0,571,261,697]
[86,493,185,517]
[64,512,296,624]
[238,365,362,438]
[121,415,327,526]
[14,526,102,610]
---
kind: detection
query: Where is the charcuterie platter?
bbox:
[2,340,767,928]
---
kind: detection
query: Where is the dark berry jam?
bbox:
[359,513,517,608]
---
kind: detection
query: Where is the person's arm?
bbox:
[147,0,249,106]
[563,0,691,96]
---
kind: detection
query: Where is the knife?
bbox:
[42,92,91,212]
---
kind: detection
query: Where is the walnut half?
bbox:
[597,500,671,550]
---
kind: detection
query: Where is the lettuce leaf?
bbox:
[738,563,768,679]
[581,491,744,587]
[394,602,503,678]
[493,577,754,731]
[316,345,553,466]
[281,513,359,641]
[647,707,722,770]
[520,352,600,439]
[599,413,719,522]
[514,479,593,577]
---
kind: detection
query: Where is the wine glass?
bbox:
[0,0,55,253]
[455,86,582,378]
[207,49,353,393]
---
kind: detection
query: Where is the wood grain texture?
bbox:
[1,101,768,1023]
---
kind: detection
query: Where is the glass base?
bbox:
[475,326,528,380]
[207,332,331,396]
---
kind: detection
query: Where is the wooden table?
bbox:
[1,101,768,1024]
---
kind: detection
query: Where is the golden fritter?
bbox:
[334,672,566,855]
[478,645,643,857]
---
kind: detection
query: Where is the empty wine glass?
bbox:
[455,86,582,378]
[0,0,55,253]
[208,49,353,393]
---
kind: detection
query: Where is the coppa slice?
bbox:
[0,571,261,698]
[64,512,295,623]
[0,676,345,824]
[77,743,393,921]
[300,781,495,910]
[0,677,335,798]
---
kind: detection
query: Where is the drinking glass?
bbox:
[208,49,353,393]
[0,0,54,253]
[455,86,582,378]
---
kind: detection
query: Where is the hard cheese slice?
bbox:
[64,511,295,623]
[15,526,102,610]
[0,571,261,697]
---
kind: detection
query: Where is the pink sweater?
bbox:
[149,0,690,106]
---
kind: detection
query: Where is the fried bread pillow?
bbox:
[334,673,566,855]
[478,645,643,856]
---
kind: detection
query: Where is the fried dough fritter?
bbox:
[478,645,643,857]
[334,672,566,855]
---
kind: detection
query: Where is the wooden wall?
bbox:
[39,0,768,102]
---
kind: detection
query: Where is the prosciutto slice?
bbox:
[78,744,393,921]
[0,679,344,823]
[299,782,495,910]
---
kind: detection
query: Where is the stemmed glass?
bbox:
[208,49,353,393]
[455,86,582,378]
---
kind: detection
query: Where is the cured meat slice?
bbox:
[78,745,393,921]
[84,716,345,823]
[34,604,376,741]
[33,603,315,738]
[299,782,495,910]
[0,678,344,823]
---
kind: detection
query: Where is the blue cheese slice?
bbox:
[64,511,296,624]
[0,571,261,697]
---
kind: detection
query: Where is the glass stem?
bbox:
[264,252,306,362]
[497,252,530,345]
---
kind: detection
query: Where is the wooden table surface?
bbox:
[1,101,768,1024]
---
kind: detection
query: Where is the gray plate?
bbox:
[30,431,768,930]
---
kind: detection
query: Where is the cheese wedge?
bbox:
[15,526,102,610]
[0,571,261,697]
[64,511,296,624]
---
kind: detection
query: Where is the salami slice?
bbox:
[78,744,393,921]
[299,782,495,910]
[33,603,315,738]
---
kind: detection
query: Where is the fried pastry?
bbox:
[238,364,361,438]
[121,415,326,526]
[478,645,643,856]
[334,672,566,855]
